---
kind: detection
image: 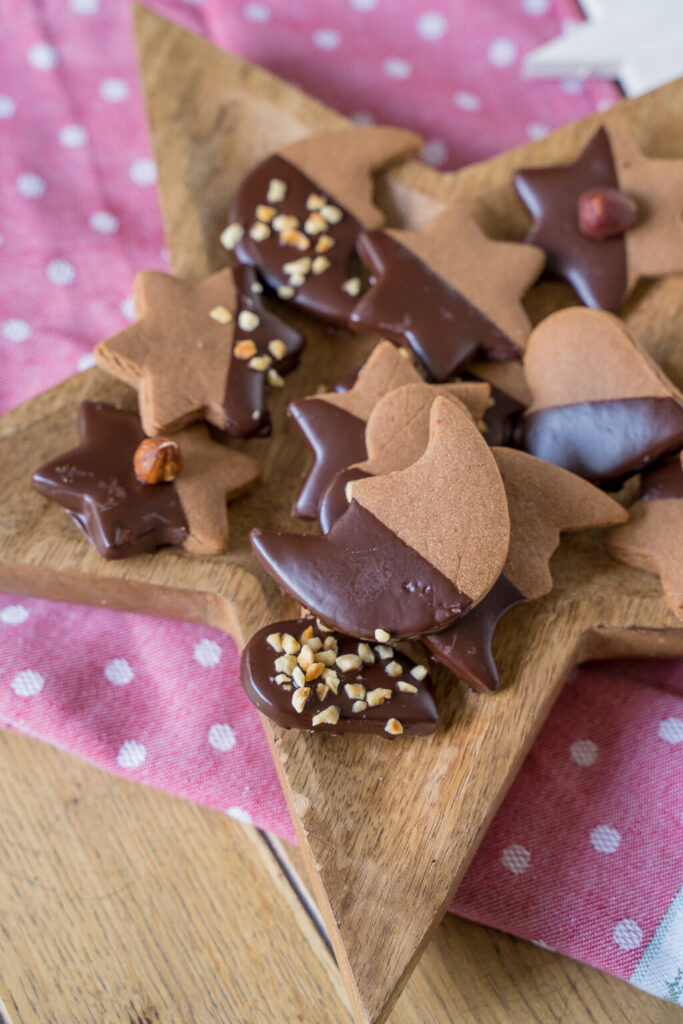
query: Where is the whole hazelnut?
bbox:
[577,187,638,240]
[133,437,183,485]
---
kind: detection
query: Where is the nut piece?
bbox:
[315,649,337,667]
[277,284,295,300]
[251,281,264,294]
[238,310,260,331]
[374,644,393,660]
[298,643,315,670]
[267,178,287,203]
[306,193,325,210]
[308,636,322,653]
[342,277,362,297]
[256,204,276,223]
[234,340,257,360]
[336,653,362,673]
[267,368,285,388]
[374,628,391,643]
[385,718,403,736]
[384,660,402,678]
[357,642,375,664]
[219,222,244,250]
[322,667,340,694]
[397,680,418,693]
[304,212,328,235]
[280,228,310,252]
[275,653,298,676]
[268,339,287,361]
[366,687,392,707]
[352,700,368,713]
[275,673,291,685]
[316,234,335,254]
[305,662,325,683]
[209,305,233,324]
[248,354,272,372]
[322,203,343,224]
[312,255,332,275]
[292,665,306,689]
[312,705,340,727]
[410,664,428,681]
[315,682,330,702]
[250,222,271,242]
[272,214,300,233]
[266,632,283,652]
[282,633,301,655]
[283,256,312,277]
[344,683,366,700]
[292,686,311,714]
[133,437,182,485]
[577,188,638,239]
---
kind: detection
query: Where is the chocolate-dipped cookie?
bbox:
[290,340,422,520]
[463,358,531,447]
[520,308,683,484]
[222,126,420,325]
[606,453,683,620]
[251,397,510,640]
[32,402,261,559]
[348,203,545,380]
[95,266,304,439]
[514,122,683,312]
[241,617,438,737]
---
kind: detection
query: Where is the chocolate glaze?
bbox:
[350,231,519,381]
[32,402,188,560]
[423,575,526,693]
[222,265,304,438]
[250,500,472,640]
[640,454,683,501]
[333,362,362,393]
[241,617,438,736]
[319,465,371,533]
[521,397,683,484]
[289,398,367,519]
[514,127,628,312]
[463,372,526,447]
[230,154,363,326]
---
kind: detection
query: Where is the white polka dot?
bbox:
[27,42,59,71]
[0,605,30,625]
[613,918,643,951]
[453,90,481,112]
[89,210,119,234]
[104,658,134,686]
[415,12,448,41]
[243,2,270,22]
[351,111,376,126]
[12,669,45,697]
[522,0,550,14]
[194,638,222,668]
[46,259,76,286]
[78,352,96,371]
[590,824,621,854]
[562,77,584,95]
[226,806,253,824]
[0,95,17,118]
[421,138,448,167]
[99,78,130,103]
[501,844,531,875]
[70,0,100,12]
[58,123,89,148]
[117,740,146,769]
[349,0,377,8]
[382,57,412,80]
[2,319,32,343]
[312,28,341,50]
[208,723,236,752]
[527,122,550,141]
[16,172,46,198]
[570,738,598,766]
[129,157,157,187]
[120,296,135,320]
[488,38,518,67]
[659,717,683,744]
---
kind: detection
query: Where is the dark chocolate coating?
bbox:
[289,398,367,519]
[319,465,371,534]
[514,126,628,312]
[230,154,362,326]
[350,231,518,381]
[521,397,683,484]
[32,402,188,559]
[241,617,438,736]
[223,266,304,438]
[463,372,526,447]
[640,454,683,501]
[250,500,472,640]
[423,575,526,693]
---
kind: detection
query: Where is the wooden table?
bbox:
[0,728,676,1024]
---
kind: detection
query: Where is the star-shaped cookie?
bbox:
[95,266,304,439]
[32,402,261,559]
[348,203,545,381]
[514,122,683,312]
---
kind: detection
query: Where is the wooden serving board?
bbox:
[2,7,683,1022]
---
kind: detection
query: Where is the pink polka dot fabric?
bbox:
[1,0,681,1004]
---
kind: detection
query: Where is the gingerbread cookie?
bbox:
[251,397,510,639]
[606,453,683,620]
[32,402,261,559]
[463,358,531,447]
[520,308,683,484]
[514,122,683,311]
[241,617,438,737]
[222,126,420,325]
[95,266,304,439]
[290,340,421,520]
[348,203,545,380]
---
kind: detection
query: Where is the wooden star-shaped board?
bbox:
[1,9,683,1023]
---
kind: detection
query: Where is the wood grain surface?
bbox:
[1,6,683,1022]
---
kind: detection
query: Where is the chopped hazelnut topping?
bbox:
[306,662,325,683]
[248,355,272,373]
[398,346,413,362]
[282,684,292,692]
[322,667,340,694]
[292,686,311,714]
[366,687,392,707]
[397,680,418,693]
[342,277,362,297]
[272,213,299,233]
[275,654,298,675]
[336,653,362,673]
[298,644,315,670]
[316,682,330,702]
[316,619,333,633]
[252,410,261,420]
[344,683,366,701]
[312,705,340,727]
[311,255,332,275]
[280,228,310,251]
[219,222,244,250]
[238,310,260,331]
[283,256,312,277]
[292,665,306,688]
[374,644,393,660]
[209,305,233,324]
[323,635,338,650]
[234,339,257,360]
[316,234,335,254]
[300,624,314,643]
[251,281,264,294]
[385,718,403,736]
[308,636,322,652]
[267,178,287,203]
[385,660,402,678]
[315,649,337,667]
[410,664,428,681]
[278,284,295,300]
[344,481,354,503]
[266,632,283,652]
[267,368,285,388]
[304,212,328,235]
[321,203,343,224]
[375,628,391,643]
[268,339,287,361]
[357,642,375,664]
[281,633,301,655]
[306,193,325,210]
[352,700,368,714]
[249,221,271,242]
[256,204,276,223]
[275,673,291,685]
[289,274,307,288]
